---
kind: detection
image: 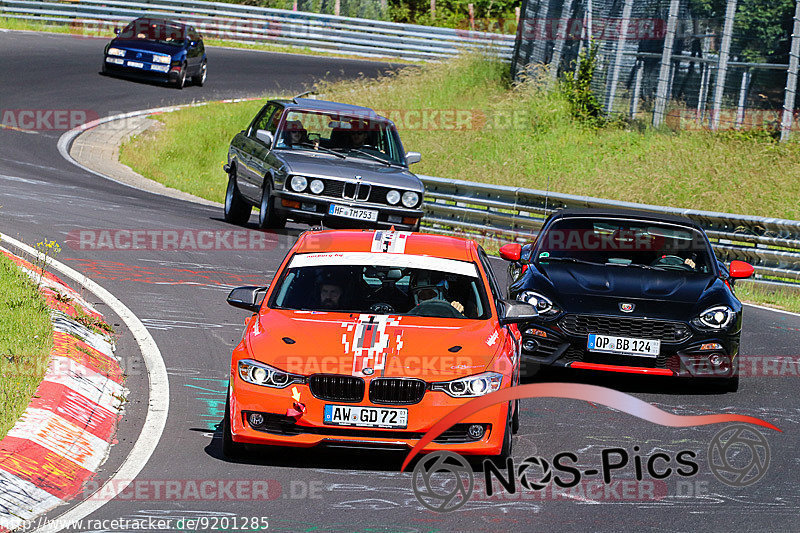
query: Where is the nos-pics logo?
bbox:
[412,425,771,512]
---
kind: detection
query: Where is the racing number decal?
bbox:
[371,230,410,253]
[342,314,404,377]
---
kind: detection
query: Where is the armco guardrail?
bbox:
[0,0,516,62]
[418,175,800,283]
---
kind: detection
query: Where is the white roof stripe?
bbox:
[289,252,479,277]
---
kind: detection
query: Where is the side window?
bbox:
[477,247,502,300]
[249,104,281,138]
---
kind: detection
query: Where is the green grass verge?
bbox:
[736,281,800,314]
[121,54,800,220]
[0,17,417,63]
[118,54,800,309]
[0,254,53,440]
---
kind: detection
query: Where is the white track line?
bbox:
[0,233,169,533]
[744,302,800,318]
[56,98,261,200]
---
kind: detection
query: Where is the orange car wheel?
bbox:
[222,388,247,459]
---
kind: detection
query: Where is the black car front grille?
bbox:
[559,314,691,343]
[308,374,365,402]
[124,50,152,62]
[369,378,427,405]
[320,179,345,198]
[342,181,371,201]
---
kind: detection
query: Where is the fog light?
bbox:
[709,354,732,373]
[301,203,316,212]
[525,328,548,338]
[467,424,485,440]
[522,338,539,352]
[387,215,402,224]
[701,343,723,351]
[248,413,264,427]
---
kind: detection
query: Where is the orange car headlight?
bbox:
[431,371,503,398]
[238,359,304,388]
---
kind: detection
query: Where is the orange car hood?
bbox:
[245,310,505,381]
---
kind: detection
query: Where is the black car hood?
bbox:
[534,263,721,317]
[109,39,183,55]
[275,151,423,191]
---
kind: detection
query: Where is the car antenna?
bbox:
[293,90,317,103]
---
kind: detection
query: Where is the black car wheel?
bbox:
[223,168,252,225]
[512,399,520,434]
[488,403,514,465]
[258,182,286,229]
[174,62,187,89]
[716,357,740,392]
[222,387,246,459]
[192,60,207,87]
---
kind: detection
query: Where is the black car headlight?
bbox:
[516,290,559,317]
[401,191,420,208]
[238,359,303,388]
[289,175,308,192]
[693,305,734,330]
[431,372,502,398]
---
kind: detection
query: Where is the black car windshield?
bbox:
[274,109,405,165]
[536,217,714,274]
[270,252,490,319]
[118,20,188,45]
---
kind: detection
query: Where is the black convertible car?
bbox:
[499,209,754,391]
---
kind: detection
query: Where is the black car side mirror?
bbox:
[114,27,120,35]
[189,40,197,47]
[497,299,538,325]
[227,286,269,312]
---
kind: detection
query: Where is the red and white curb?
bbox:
[0,249,127,532]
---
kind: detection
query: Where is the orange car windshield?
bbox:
[270,263,490,319]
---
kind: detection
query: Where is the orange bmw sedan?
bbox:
[223,229,537,459]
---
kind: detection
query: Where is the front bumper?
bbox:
[273,190,423,231]
[104,56,178,81]
[229,377,508,455]
[518,318,740,379]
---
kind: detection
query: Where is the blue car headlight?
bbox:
[107,47,125,57]
[152,54,171,64]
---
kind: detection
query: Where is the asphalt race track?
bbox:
[2,30,800,532]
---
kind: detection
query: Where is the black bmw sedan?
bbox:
[102,17,207,89]
[499,209,754,391]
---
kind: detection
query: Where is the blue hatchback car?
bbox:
[102,17,207,89]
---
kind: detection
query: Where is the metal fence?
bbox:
[511,0,800,140]
[0,0,516,62]
[418,174,800,284]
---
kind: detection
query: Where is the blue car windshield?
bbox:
[119,21,188,45]
[536,217,714,274]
